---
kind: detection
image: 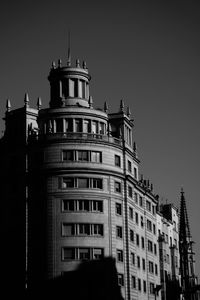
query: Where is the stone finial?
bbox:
[37,97,42,110]
[76,59,80,68]
[24,93,29,107]
[6,99,11,112]
[150,183,153,191]
[83,61,87,69]
[104,101,109,113]
[58,59,62,68]
[51,61,56,69]
[89,96,93,108]
[120,99,125,112]
[127,106,131,117]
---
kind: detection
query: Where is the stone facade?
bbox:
[0,53,180,300]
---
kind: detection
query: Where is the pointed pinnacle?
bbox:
[120,99,125,112]
[104,101,109,113]
[51,61,56,69]
[6,99,11,112]
[24,93,29,107]
[37,97,42,110]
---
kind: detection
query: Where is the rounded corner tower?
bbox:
[28,51,156,300]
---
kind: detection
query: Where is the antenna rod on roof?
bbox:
[67,29,71,66]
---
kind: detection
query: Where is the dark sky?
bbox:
[1,0,200,277]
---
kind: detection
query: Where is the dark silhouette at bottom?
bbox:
[26,257,124,300]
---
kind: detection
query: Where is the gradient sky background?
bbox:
[0,0,200,277]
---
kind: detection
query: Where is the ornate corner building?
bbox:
[0,50,198,300]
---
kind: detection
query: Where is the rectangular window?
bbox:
[63,150,73,161]
[79,224,90,235]
[153,224,156,235]
[141,216,144,228]
[99,122,105,134]
[135,212,139,225]
[92,121,98,134]
[117,249,123,262]
[136,234,140,246]
[146,200,151,212]
[116,226,123,239]
[69,79,75,97]
[134,192,138,204]
[92,178,102,189]
[147,219,152,232]
[62,248,76,260]
[148,240,153,252]
[128,186,133,198]
[132,276,136,289]
[77,150,88,161]
[77,178,89,188]
[137,256,140,268]
[78,200,89,211]
[155,264,158,275]
[75,119,82,132]
[93,248,104,260]
[115,155,121,167]
[142,258,146,270]
[62,177,74,188]
[65,119,73,132]
[79,80,85,98]
[92,200,103,212]
[138,278,141,291]
[150,282,154,294]
[62,199,75,211]
[91,151,102,163]
[62,223,75,236]
[131,252,135,265]
[116,203,122,215]
[56,118,63,132]
[152,205,156,215]
[128,160,132,172]
[154,244,157,255]
[83,119,89,133]
[118,274,124,287]
[134,167,137,179]
[149,261,154,273]
[114,181,121,193]
[129,207,133,219]
[62,247,104,261]
[139,196,143,207]
[130,229,134,242]
[79,248,90,260]
[93,224,103,236]
[141,237,145,249]
[143,280,147,293]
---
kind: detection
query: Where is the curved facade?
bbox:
[26,57,161,300]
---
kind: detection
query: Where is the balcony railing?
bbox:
[29,131,123,146]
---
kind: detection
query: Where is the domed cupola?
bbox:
[48,53,91,108]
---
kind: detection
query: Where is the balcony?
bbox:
[28,131,123,146]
